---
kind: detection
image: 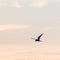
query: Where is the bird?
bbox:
[32,33,44,42]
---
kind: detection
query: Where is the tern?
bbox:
[32,33,44,42]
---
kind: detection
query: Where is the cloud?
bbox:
[0,0,22,8]
[29,0,48,8]
[0,0,48,8]
[42,26,55,31]
[48,0,60,3]
[0,24,29,31]
[41,26,60,32]
[38,26,56,32]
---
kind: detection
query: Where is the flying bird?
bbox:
[32,33,44,42]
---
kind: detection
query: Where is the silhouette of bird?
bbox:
[32,33,44,42]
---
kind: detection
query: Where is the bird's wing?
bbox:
[37,33,44,40]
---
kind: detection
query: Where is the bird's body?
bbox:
[35,39,39,41]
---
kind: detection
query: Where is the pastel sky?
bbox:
[0,0,60,60]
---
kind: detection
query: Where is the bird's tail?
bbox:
[31,38,35,40]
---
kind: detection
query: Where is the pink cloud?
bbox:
[29,0,48,8]
[0,0,22,8]
[0,24,29,31]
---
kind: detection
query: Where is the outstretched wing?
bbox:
[37,33,44,40]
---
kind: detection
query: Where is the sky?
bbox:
[0,0,60,60]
